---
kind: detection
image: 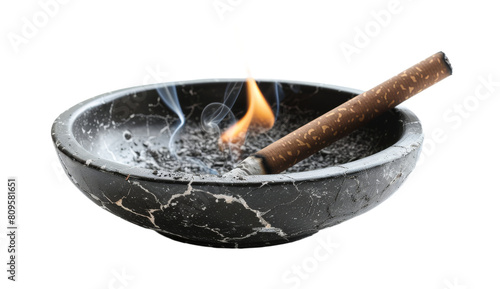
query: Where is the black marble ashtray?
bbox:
[51,79,423,248]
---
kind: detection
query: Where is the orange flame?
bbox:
[220,78,275,145]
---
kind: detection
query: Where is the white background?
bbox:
[1,0,499,288]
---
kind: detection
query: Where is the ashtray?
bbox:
[51,79,423,248]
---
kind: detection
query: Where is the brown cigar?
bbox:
[224,51,452,177]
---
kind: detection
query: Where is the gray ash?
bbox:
[121,105,380,176]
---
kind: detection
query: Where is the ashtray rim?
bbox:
[51,78,423,185]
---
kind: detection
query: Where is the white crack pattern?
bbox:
[92,178,289,243]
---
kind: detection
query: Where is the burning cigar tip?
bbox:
[224,51,452,177]
[223,156,267,178]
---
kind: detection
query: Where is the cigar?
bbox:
[224,51,452,177]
